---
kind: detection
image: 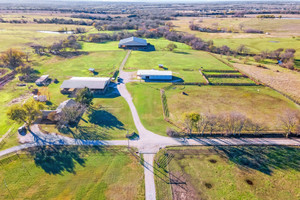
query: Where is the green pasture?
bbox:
[165,85,300,129]
[0,146,144,200]
[208,77,256,84]
[155,146,300,200]
[126,82,172,136]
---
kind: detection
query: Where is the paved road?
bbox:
[1,50,300,200]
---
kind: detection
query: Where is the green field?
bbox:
[155,146,300,200]
[0,146,144,200]
[165,85,300,129]
[41,95,137,140]
[126,82,172,136]
[172,17,300,59]
[208,77,256,84]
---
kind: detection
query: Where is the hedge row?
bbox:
[205,74,247,78]
[160,89,169,118]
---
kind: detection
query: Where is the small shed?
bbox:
[35,75,49,86]
[137,69,172,81]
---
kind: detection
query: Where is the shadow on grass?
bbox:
[213,146,300,175]
[174,51,190,55]
[28,145,105,175]
[88,109,124,130]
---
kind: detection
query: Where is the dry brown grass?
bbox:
[232,62,300,103]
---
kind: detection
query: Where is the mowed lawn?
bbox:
[126,82,172,136]
[35,50,126,105]
[155,146,300,200]
[41,94,137,140]
[165,85,300,129]
[0,146,144,200]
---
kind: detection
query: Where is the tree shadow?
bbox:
[27,145,105,175]
[88,109,124,130]
[56,51,89,58]
[72,126,113,140]
[213,146,300,175]
[174,51,190,55]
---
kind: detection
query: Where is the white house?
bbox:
[118,37,148,49]
[137,69,172,81]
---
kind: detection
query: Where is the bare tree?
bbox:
[278,110,299,137]
[196,113,209,135]
[219,112,247,136]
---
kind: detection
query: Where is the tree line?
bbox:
[167,110,300,138]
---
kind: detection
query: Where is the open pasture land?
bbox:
[155,146,300,200]
[172,17,300,58]
[124,44,232,82]
[0,146,144,200]
[0,23,92,52]
[165,85,300,129]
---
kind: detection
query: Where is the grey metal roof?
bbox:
[119,37,147,47]
[35,75,49,83]
[60,77,110,90]
[56,99,77,114]
[137,69,172,76]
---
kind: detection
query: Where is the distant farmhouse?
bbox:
[119,37,149,50]
[137,69,172,81]
[60,77,111,95]
[35,75,49,86]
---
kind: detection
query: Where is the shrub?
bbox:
[166,127,179,137]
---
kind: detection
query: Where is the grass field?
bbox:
[155,146,300,200]
[0,146,145,200]
[41,95,137,140]
[172,17,300,59]
[126,82,172,136]
[208,77,256,84]
[165,85,300,129]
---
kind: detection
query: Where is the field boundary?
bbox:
[199,70,210,85]
[160,89,170,119]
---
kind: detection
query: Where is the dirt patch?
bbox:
[209,159,217,163]
[204,182,213,189]
[170,172,200,200]
[245,179,254,185]
[8,93,31,106]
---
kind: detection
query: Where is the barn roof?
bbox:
[137,69,172,76]
[119,37,147,46]
[60,77,110,90]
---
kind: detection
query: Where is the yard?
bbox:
[0,146,145,200]
[155,146,300,200]
[40,95,137,140]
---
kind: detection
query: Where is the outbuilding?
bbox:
[119,37,148,49]
[137,69,172,81]
[60,77,111,95]
[35,75,49,86]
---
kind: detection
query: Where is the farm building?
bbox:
[35,75,49,86]
[42,99,77,121]
[137,69,173,81]
[119,37,148,49]
[60,77,111,95]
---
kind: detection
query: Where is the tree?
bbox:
[75,87,93,108]
[196,113,209,135]
[16,65,34,75]
[236,44,249,54]
[0,48,25,69]
[7,98,44,127]
[57,103,86,128]
[182,112,200,135]
[278,110,299,137]
[219,112,247,136]
[166,43,177,51]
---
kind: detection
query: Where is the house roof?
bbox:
[56,99,77,114]
[60,77,110,90]
[35,75,49,83]
[137,69,172,76]
[119,37,147,46]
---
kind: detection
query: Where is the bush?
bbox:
[166,127,179,137]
